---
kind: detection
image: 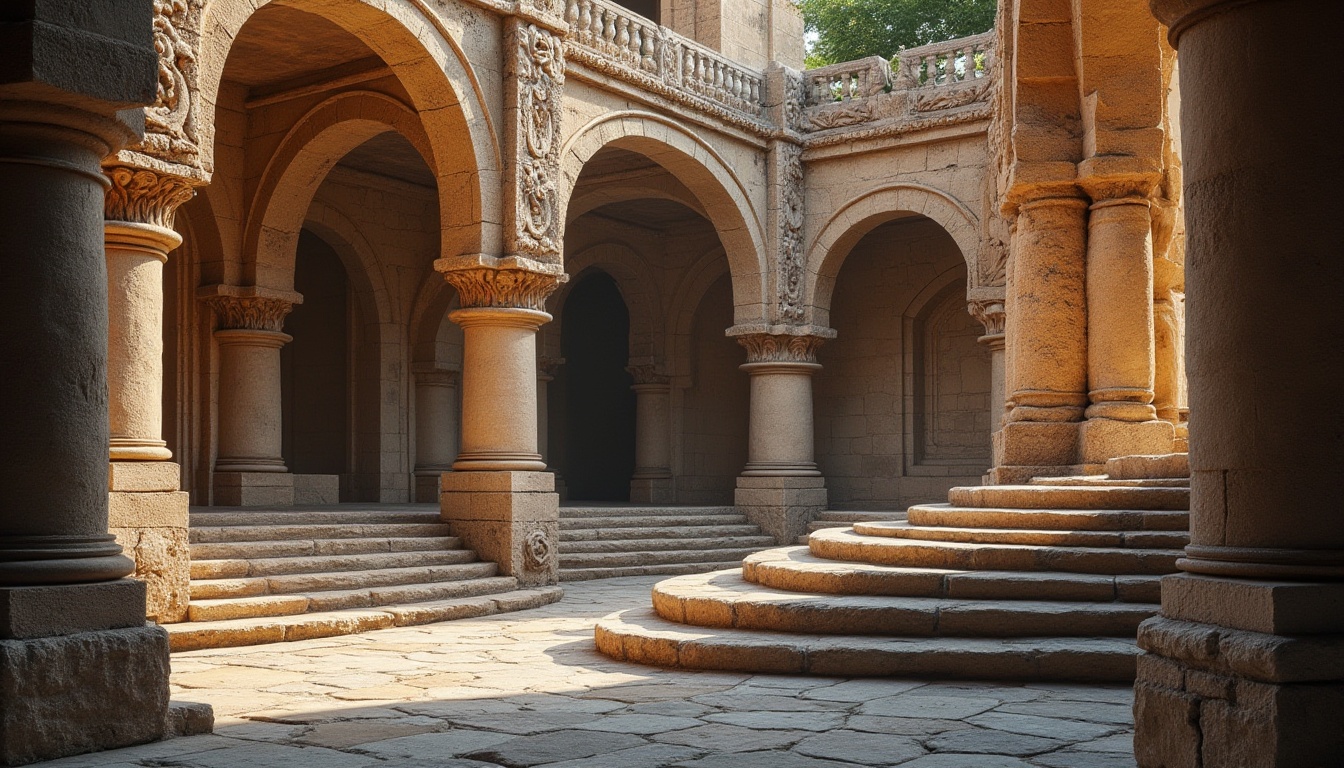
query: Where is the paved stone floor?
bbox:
[36,576,1137,768]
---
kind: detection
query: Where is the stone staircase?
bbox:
[559,505,777,581]
[167,505,562,651]
[595,456,1189,682]
[805,509,907,536]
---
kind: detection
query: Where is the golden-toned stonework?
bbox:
[442,266,567,311]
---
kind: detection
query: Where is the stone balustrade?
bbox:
[805,56,891,107]
[563,0,764,119]
[893,31,994,89]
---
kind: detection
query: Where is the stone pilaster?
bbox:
[436,256,567,586]
[729,326,834,544]
[627,362,673,504]
[199,287,299,506]
[1134,1,1344,765]
[412,365,459,503]
[968,297,1007,439]
[504,21,565,264]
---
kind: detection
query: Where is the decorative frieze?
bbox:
[104,165,196,228]
[442,266,566,312]
[507,22,565,261]
[203,295,295,333]
[736,333,828,364]
[968,299,1006,337]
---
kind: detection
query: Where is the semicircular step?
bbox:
[948,484,1188,511]
[852,520,1189,549]
[906,503,1189,532]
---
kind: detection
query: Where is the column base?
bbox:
[630,475,674,505]
[735,476,827,544]
[109,462,189,624]
[293,474,339,505]
[1079,418,1175,465]
[0,580,171,766]
[440,471,559,587]
[213,472,294,506]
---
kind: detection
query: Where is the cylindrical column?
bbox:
[969,300,1007,432]
[215,329,290,472]
[1152,254,1184,426]
[1082,190,1159,422]
[414,367,459,474]
[0,113,134,585]
[105,221,179,460]
[1003,196,1089,423]
[451,307,550,471]
[734,333,825,477]
[629,367,672,481]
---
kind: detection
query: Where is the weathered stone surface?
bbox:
[0,580,145,640]
[112,524,190,624]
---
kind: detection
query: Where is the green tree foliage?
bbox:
[801,0,996,68]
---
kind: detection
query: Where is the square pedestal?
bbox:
[1079,419,1175,465]
[414,471,441,503]
[213,471,294,506]
[992,421,1081,481]
[735,476,827,544]
[294,474,339,504]
[440,471,559,587]
[630,476,674,505]
[109,463,190,624]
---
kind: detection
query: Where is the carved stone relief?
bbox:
[508,23,566,261]
[443,267,565,312]
[737,333,826,364]
[141,0,203,167]
[775,142,806,324]
[805,101,875,131]
[522,529,554,571]
[913,81,991,112]
[104,166,197,228]
[204,296,295,333]
[968,300,1006,337]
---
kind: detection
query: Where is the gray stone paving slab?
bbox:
[860,694,1002,719]
[356,729,514,759]
[793,729,926,765]
[702,710,847,731]
[925,726,1065,756]
[968,711,1120,741]
[464,729,647,766]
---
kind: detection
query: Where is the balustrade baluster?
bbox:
[616,17,630,54]
[640,26,656,69]
[577,1,591,40]
[566,0,579,27]
[603,10,617,47]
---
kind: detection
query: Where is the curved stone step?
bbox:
[190,536,463,560]
[907,503,1188,532]
[1029,477,1189,488]
[560,524,764,542]
[560,514,747,530]
[189,548,479,580]
[559,535,777,554]
[808,527,1180,575]
[186,575,522,621]
[948,485,1188,511]
[190,561,501,599]
[560,561,752,581]
[168,586,563,652]
[593,609,1140,681]
[561,547,767,569]
[741,547,1162,603]
[852,521,1189,549]
[189,509,441,526]
[651,571,1155,638]
[190,522,453,543]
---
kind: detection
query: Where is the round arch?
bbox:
[547,242,664,363]
[302,199,396,328]
[807,183,981,327]
[559,110,766,323]
[666,245,732,384]
[198,0,500,264]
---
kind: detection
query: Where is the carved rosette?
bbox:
[205,296,294,333]
[522,529,554,571]
[104,165,196,228]
[507,22,566,261]
[737,333,826,364]
[968,300,1006,337]
[774,142,806,324]
[443,267,565,312]
[626,364,670,386]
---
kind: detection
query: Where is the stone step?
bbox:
[1029,476,1189,488]
[852,521,1190,549]
[167,586,564,652]
[594,609,1140,681]
[190,561,500,599]
[560,561,756,581]
[652,571,1156,638]
[190,536,463,560]
[907,503,1189,532]
[186,575,521,622]
[808,527,1180,575]
[559,514,748,530]
[561,547,767,569]
[189,549,478,580]
[559,506,735,519]
[815,510,908,523]
[559,535,777,554]
[741,547,1161,603]
[189,509,441,527]
[947,484,1189,511]
[559,524,765,542]
[190,522,453,543]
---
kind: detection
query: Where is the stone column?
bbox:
[102,165,195,624]
[627,363,673,504]
[1077,169,1174,464]
[437,257,566,586]
[993,193,1089,482]
[1135,1,1344,765]
[201,288,299,506]
[537,356,567,500]
[969,299,1007,435]
[0,2,173,762]
[729,328,832,544]
[1152,252,1187,450]
[412,365,458,503]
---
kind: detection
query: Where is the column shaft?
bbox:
[215,329,290,472]
[742,362,822,476]
[452,308,548,471]
[1084,197,1157,422]
[632,384,672,478]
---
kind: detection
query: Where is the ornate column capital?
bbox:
[626,363,670,387]
[103,164,197,229]
[1077,157,1162,205]
[437,255,568,312]
[197,285,301,333]
[729,325,836,365]
[968,299,1006,338]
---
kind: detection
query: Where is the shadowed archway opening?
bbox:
[558,271,636,501]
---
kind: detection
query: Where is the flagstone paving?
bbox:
[32,575,1137,768]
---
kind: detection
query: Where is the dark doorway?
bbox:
[560,271,636,500]
[281,229,349,476]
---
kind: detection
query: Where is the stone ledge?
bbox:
[0,579,146,640]
[1161,573,1344,635]
[1137,616,1344,684]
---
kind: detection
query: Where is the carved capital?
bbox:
[626,364,670,386]
[104,165,196,228]
[204,295,295,333]
[968,300,1006,337]
[506,22,566,261]
[736,333,827,364]
[443,267,566,312]
[772,141,806,323]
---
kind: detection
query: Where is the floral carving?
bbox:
[804,101,876,132]
[522,530,554,571]
[626,364,669,386]
[509,23,565,260]
[443,267,565,312]
[737,333,826,364]
[776,142,807,324]
[104,165,196,228]
[913,81,991,112]
[205,296,294,333]
[140,0,202,165]
[968,300,1006,336]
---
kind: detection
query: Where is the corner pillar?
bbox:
[627,363,673,504]
[730,328,833,544]
[437,257,567,586]
[1135,1,1344,765]
[412,365,458,503]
